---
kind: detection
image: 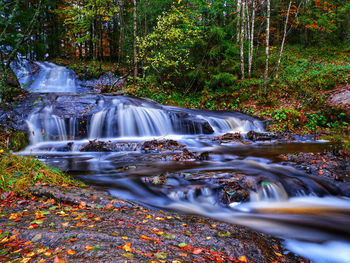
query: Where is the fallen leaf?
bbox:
[140,235,152,240]
[154,252,167,259]
[122,253,135,258]
[85,246,94,251]
[67,249,76,255]
[122,242,133,252]
[53,256,66,263]
[178,243,187,248]
[35,211,46,220]
[193,248,202,254]
[79,201,86,209]
[238,255,248,262]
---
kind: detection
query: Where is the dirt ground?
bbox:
[0,184,305,263]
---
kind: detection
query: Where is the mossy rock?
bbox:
[0,68,24,102]
[0,127,29,152]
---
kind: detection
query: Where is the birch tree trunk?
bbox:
[118,0,124,65]
[264,0,270,91]
[275,0,292,79]
[245,1,250,42]
[236,0,242,43]
[248,0,256,78]
[240,1,245,79]
[133,0,138,87]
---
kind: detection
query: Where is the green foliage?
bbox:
[51,58,116,80]
[59,0,118,46]
[138,5,202,88]
[0,153,83,193]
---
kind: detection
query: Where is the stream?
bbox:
[11,60,350,263]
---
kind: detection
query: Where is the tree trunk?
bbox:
[264,0,270,91]
[240,1,245,79]
[248,0,256,78]
[276,0,292,79]
[118,0,125,64]
[236,0,242,42]
[133,0,138,87]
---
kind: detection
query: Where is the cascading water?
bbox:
[11,59,87,93]
[10,59,350,263]
[23,95,265,147]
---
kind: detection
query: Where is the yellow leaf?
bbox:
[238,256,248,262]
[21,258,31,263]
[67,249,76,255]
[35,211,46,220]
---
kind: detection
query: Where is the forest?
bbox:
[0,0,350,262]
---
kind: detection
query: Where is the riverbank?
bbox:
[1,132,349,262]
[0,183,304,263]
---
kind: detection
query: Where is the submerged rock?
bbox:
[247,131,281,141]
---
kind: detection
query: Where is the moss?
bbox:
[0,153,84,193]
[0,69,25,102]
[0,127,29,152]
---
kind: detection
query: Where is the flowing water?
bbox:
[11,59,88,93]
[13,61,350,263]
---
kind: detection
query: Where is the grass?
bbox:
[0,127,28,152]
[0,153,84,194]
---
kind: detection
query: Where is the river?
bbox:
[11,59,350,263]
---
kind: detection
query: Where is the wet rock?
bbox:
[80,140,114,152]
[281,151,350,195]
[247,131,280,141]
[327,84,350,114]
[141,139,184,153]
[212,132,249,144]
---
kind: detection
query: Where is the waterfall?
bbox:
[11,60,85,93]
[206,116,263,133]
[26,106,68,144]
[25,96,265,145]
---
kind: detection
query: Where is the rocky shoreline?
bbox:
[0,184,304,263]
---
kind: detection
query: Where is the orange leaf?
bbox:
[28,224,38,229]
[35,211,46,220]
[53,256,66,263]
[67,249,76,255]
[69,238,78,242]
[85,246,94,251]
[122,242,133,252]
[140,235,152,240]
[238,256,248,262]
[79,201,86,209]
[193,248,202,255]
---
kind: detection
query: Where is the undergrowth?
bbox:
[51,58,118,80]
[0,153,84,194]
